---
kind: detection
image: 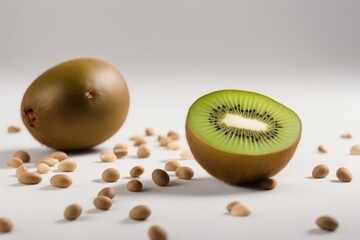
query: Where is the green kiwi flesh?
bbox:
[21,58,130,150]
[186,89,301,184]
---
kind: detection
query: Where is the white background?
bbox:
[1,0,360,239]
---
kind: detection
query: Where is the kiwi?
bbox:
[186,90,301,184]
[21,58,130,150]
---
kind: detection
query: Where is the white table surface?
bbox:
[1,73,360,240]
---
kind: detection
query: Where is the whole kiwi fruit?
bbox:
[186,89,301,184]
[21,58,130,150]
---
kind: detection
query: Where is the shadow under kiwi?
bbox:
[114,177,264,197]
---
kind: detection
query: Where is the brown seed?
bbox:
[226,201,241,213]
[318,145,328,153]
[130,135,142,141]
[137,144,151,158]
[18,172,42,185]
[164,160,181,171]
[130,166,144,178]
[127,179,143,192]
[145,128,155,136]
[114,148,128,158]
[36,157,58,167]
[340,132,352,139]
[336,167,352,182]
[113,143,128,151]
[13,150,30,162]
[152,169,170,186]
[6,157,23,168]
[7,125,20,133]
[175,166,194,180]
[50,174,73,188]
[102,168,120,182]
[167,130,180,140]
[15,165,28,178]
[100,152,116,162]
[180,150,194,160]
[134,138,147,146]
[93,196,112,210]
[166,141,180,150]
[129,205,151,220]
[148,225,168,240]
[259,178,277,190]
[64,204,82,221]
[316,216,339,231]
[350,145,360,155]
[97,187,116,199]
[58,159,77,172]
[0,217,13,233]
[50,151,68,161]
[230,203,251,217]
[37,163,51,174]
[312,164,329,179]
[158,135,171,146]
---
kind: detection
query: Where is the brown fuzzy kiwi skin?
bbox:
[185,121,301,185]
[21,58,130,151]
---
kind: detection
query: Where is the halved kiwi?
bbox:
[186,90,301,184]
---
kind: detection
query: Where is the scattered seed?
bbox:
[130,166,144,178]
[145,128,155,136]
[167,130,180,140]
[93,196,112,210]
[152,169,170,187]
[148,225,168,240]
[0,217,13,233]
[18,172,42,185]
[134,138,147,147]
[340,132,352,139]
[100,152,116,162]
[6,157,23,168]
[164,160,181,171]
[7,125,20,133]
[114,148,128,158]
[318,145,328,153]
[226,201,241,213]
[102,168,120,182]
[336,167,352,182]
[166,141,180,150]
[36,157,58,167]
[137,144,151,158]
[259,178,277,190]
[127,179,143,192]
[15,165,28,178]
[129,205,151,220]
[58,159,77,172]
[350,145,360,155]
[113,143,128,151]
[64,204,82,221]
[130,135,142,141]
[13,150,30,162]
[158,136,171,147]
[175,166,194,180]
[50,151,68,161]
[37,163,51,174]
[180,150,194,160]
[97,187,116,199]
[50,174,73,188]
[312,164,329,179]
[316,216,339,231]
[230,203,251,217]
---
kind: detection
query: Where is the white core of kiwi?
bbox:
[222,113,268,131]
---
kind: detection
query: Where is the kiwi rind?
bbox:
[21,58,130,150]
[185,90,301,184]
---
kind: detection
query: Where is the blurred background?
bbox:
[0,0,359,138]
